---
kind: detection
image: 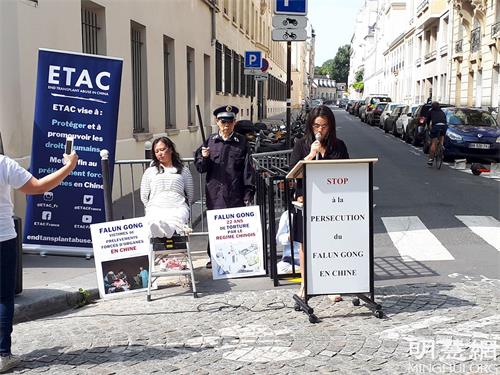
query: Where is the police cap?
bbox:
[213,105,239,119]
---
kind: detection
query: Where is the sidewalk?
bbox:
[14,234,291,324]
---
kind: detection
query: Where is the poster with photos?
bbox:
[90,217,151,298]
[207,205,265,280]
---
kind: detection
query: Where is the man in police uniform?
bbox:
[194,105,255,268]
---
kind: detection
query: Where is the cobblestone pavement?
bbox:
[9,279,500,374]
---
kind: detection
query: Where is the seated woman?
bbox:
[140,137,194,238]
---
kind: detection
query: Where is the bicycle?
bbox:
[434,139,444,169]
[429,124,446,169]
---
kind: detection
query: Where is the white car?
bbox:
[395,104,419,140]
[379,103,403,128]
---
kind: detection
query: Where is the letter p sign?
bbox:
[244,51,262,69]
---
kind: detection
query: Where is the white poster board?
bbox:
[305,162,370,295]
[207,206,265,280]
[90,217,151,298]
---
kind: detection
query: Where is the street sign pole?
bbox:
[286,41,291,149]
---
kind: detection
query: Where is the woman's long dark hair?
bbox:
[151,136,184,174]
[305,105,337,149]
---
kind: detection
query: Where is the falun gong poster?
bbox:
[207,206,265,280]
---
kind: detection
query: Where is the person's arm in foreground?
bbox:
[18,153,78,195]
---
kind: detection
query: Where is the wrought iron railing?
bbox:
[492,22,500,38]
[455,39,463,53]
[470,27,481,53]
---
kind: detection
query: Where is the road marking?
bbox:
[378,316,452,340]
[455,215,500,252]
[434,315,500,341]
[381,216,455,261]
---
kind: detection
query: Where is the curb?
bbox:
[14,287,99,324]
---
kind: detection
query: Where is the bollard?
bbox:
[100,149,114,222]
[144,140,152,160]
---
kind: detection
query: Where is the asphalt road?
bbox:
[333,108,499,285]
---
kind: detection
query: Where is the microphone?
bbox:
[315,132,321,160]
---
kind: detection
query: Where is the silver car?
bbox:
[379,103,403,128]
[395,104,419,141]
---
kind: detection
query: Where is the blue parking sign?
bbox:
[274,0,307,15]
[244,51,262,69]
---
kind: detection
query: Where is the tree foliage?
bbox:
[315,45,351,83]
[331,45,351,83]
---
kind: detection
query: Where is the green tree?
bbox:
[353,68,364,93]
[331,45,351,83]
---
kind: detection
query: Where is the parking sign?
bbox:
[244,51,262,69]
[274,0,307,15]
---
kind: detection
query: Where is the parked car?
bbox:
[311,98,324,107]
[384,105,406,135]
[366,103,388,126]
[362,95,392,123]
[352,100,364,116]
[396,104,419,141]
[422,107,500,162]
[346,100,356,113]
[379,103,403,128]
[358,104,367,121]
[406,103,453,146]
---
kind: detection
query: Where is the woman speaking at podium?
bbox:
[290,105,349,300]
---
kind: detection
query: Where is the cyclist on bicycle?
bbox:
[426,101,447,166]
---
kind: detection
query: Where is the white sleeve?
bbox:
[1,156,32,189]
[276,211,290,245]
[140,168,152,207]
[182,166,194,205]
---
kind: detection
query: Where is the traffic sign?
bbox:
[244,68,263,75]
[274,0,307,15]
[254,73,269,81]
[272,15,307,29]
[272,28,307,41]
[244,51,262,69]
[261,58,269,72]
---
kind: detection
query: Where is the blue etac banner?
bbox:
[24,49,123,254]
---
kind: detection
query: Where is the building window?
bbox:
[187,47,195,127]
[223,0,228,14]
[232,51,239,95]
[240,55,246,96]
[131,21,148,133]
[163,36,175,129]
[215,41,222,93]
[232,0,237,23]
[224,45,232,94]
[81,1,106,55]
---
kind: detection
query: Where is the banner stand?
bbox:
[286,159,383,323]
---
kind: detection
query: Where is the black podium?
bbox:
[286,159,382,323]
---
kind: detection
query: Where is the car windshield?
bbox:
[446,109,498,127]
[376,103,387,110]
[371,97,391,105]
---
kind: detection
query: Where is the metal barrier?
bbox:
[112,149,299,284]
[252,149,300,285]
[112,157,208,235]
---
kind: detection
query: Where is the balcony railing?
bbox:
[455,39,463,53]
[416,57,422,66]
[470,27,481,53]
[424,50,436,61]
[440,44,448,56]
[417,0,429,14]
[492,21,500,38]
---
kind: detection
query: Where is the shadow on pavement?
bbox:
[17,345,208,371]
[374,256,439,281]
